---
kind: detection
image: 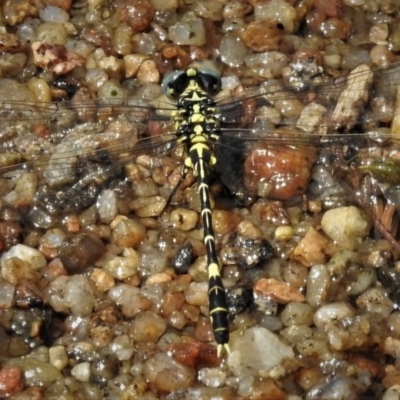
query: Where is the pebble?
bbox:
[129,311,166,342]
[293,227,333,267]
[306,375,370,400]
[219,34,248,67]
[71,362,91,382]
[31,42,85,74]
[321,206,371,250]
[306,264,330,308]
[1,0,400,398]
[45,275,95,316]
[244,51,290,79]
[143,353,196,392]
[48,346,68,371]
[240,20,284,52]
[356,287,394,317]
[281,302,314,326]
[313,302,355,330]
[229,327,295,373]
[90,268,115,292]
[7,358,62,388]
[137,59,160,84]
[254,0,297,32]
[102,249,140,280]
[254,278,305,304]
[39,6,70,23]
[198,367,227,388]
[0,279,15,308]
[124,53,148,78]
[170,208,199,231]
[59,233,106,274]
[168,13,206,46]
[0,365,23,397]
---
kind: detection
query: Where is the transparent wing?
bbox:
[213,62,400,248]
[217,61,400,131]
[0,96,180,229]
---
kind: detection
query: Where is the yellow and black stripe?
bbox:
[165,68,230,356]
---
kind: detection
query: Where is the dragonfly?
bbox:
[2,60,400,356]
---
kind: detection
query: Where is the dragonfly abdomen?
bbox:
[167,67,230,356]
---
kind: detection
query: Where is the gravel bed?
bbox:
[0,0,400,399]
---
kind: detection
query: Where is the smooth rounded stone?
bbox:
[45,275,95,316]
[228,327,295,375]
[7,358,62,388]
[129,311,166,343]
[49,346,68,371]
[71,362,90,382]
[109,335,134,361]
[59,233,106,274]
[39,5,69,23]
[0,279,15,308]
[184,282,208,307]
[321,206,371,250]
[382,385,400,400]
[254,0,297,32]
[244,51,290,79]
[0,365,23,397]
[198,367,227,388]
[29,77,52,103]
[369,23,389,44]
[168,13,206,45]
[259,315,283,332]
[356,287,394,317]
[313,302,355,330]
[305,375,370,400]
[212,209,242,235]
[280,325,313,345]
[275,225,294,241]
[143,353,196,392]
[281,302,314,327]
[321,18,350,39]
[219,34,248,67]
[306,264,330,308]
[345,267,375,296]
